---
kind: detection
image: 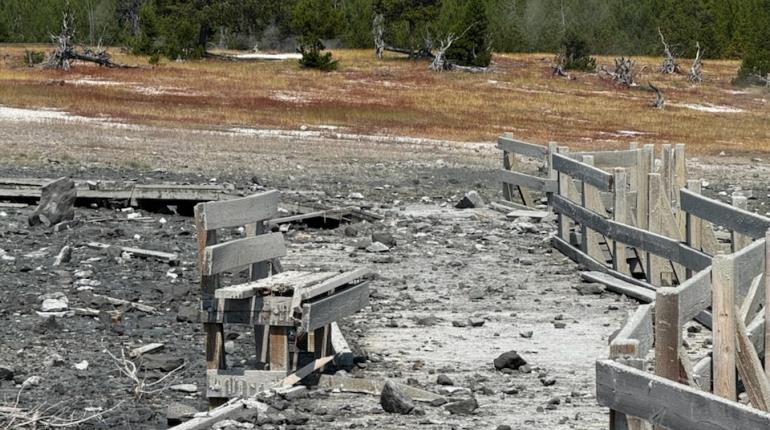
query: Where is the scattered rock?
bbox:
[22,376,41,388]
[41,298,68,312]
[380,380,415,415]
[553,321,567,329]
[140,354,184,372]
[519,330,533,339]
[371,232,397,247]
[451,319,468,328]
[0,365,13,380]
[170,384,198,393]
[456,191,484,209]
[493,351,527,371]
[468,318,485,327]
[52,245,72,267]
[28,177,77,227]
[444,398,478,415]
[73,360,89,371]
[436,374,454,386]
[574,283,604,295]
[366,242,390,253]
[344,225,359,237]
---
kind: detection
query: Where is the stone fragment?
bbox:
[456,191,484,209]
[380,380,415,414]
[493,351,527,371]
[444,398,478,415]
[436,374,454,386]
[29,177,77,227]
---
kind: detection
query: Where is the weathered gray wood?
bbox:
[551,194,711,271]
[498,170,557,193]
[294,268,372,307]
[502,151,515,202]
[496,135,548,158]
[766,230,770,383]
[674,267,712,326]
[611,304,654,358]
[202,232,286,276]
[206,369,285,398]
[732,194,753,252]
[734,239,766,300]
[131,184,225,206]
[552,153,614,191]
[581,155,606,262]
[214,271,335,299]
[681,189,770,239]
[554,237,651,289]
[196,190,279,231]
[712,254,737,401]
[580,271,654,302]
[301,281,369,331]
[735,307,770,411]
[330,322,354,367]
[655,288,682,384]
[169,398,268,430]
[206,296,294,326]
[740,274,764,325]
[613,168,630,275]
[596,360,770,430]
[571,149,640,168]
[280,355,335,387]
[86,242,180,264]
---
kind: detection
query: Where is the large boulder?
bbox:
[380,380,415,414]
[29,177,77,227]
[493,351,527,371]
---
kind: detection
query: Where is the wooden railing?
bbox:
[497,135,770,429]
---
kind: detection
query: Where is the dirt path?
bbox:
[0,114,765,429]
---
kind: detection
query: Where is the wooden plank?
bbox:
[269,326,289,372]
[581,156,606,263]
[214,271,316,299]
[613,168,630,275]
[203,232,286,276]
[552,153,614,191]
[674,267,712,326]
[712,254,737,401]
[330,321,354,367]
[734,239,766,300]
[196,190,279,230]
[169,398,268,430]
[557,146,573,241]
[294,268,372,308]
[498,170,557,193]
[497,135,548,158]
[131,184,224,205]
[280,355,335,387]
[766,231,770,383]
[740,274,763,325]
[732,194,753,252]
[686,180,703,262]
[681,189,770,239]
[86,242,180,264]
[206,369,285,398]
[571,149,640,168]
[301,282,370,331]
[735,307,770,411]
[673,144,687,236]
[611,304,654,359]
[551,194,711,271]
[655,288,681,386]
[647,173,669,286]
[581,271,654,303]
[502,151,515,202]
[636,145,653,231]
[596,360,770,430]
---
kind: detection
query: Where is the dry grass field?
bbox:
[0,44,768,154]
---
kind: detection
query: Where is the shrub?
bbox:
[562,30,596,71]
[298,39,338,71]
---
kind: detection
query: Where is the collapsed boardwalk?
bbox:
[498,135,770,429]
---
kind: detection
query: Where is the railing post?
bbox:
[581,155,604,262]
[674,144,687,235]
[655,288,681,383]
[731,193,751,252]
[647,173,665,286]
[557,146,571,242]
[712,254,737,401]
[613,168,629,275]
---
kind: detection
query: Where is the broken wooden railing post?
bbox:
[613,168,629,275]
[673,144,687,235]
[655,288,681,387]
[647,173,666,286]
[556,146,574,243]
[712,254,737,401]
[581,155,605,262]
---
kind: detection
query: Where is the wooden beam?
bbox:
[293,268,372,310]
[581,155,606,263]
[552,153,614,191]
[269,326,289,372]
[581,271,654,303]
[610,304,654,359]
[301,282,370,331]
[496,135,548,158]
[554,237,651,290]
[330,321,354,367]
[206,369,285,398]
[202,233,287,276]
[613,168,630,275]
[498,170,557,193]
[735,306,770,411]
[732,194,753,252]
[655,288,681,384]
[712,254,737,401]
[681,189,770,239]
[571,149,641,168]
[196,190,279,230]
[596,360,770,430]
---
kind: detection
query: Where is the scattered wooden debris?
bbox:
[130,343,165,358]
[86,242,180,265]
[658,28,682,74]
[280,355,336,387]
[169,398,268,430]
[316,375,445,403]
[92,293,157,313]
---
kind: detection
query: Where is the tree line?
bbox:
[0,0,768,77]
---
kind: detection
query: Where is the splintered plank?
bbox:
[215,271,310,299]
[205,369,285,398]
[292,268,372,311]
[596,360,770,430]
[86,242,179,264]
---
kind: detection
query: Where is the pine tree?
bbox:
[292,0,343,71]
[445,0,491,67]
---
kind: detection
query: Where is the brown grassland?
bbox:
[0,45,768,154]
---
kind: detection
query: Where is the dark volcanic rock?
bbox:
[493,351,527,371]
[444,398,478,415]
[436,374,454,386]
[28,177,76,227]
[380,380,415,414]
[455,191,484,209]
[0,365,13,381]
[371,232,397,248]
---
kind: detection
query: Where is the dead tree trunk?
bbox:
[658,28,681,74]
[45,10,133,70]
[430,33,459,71]
[552,52,569,78]
[687,42,703,83]
[600,57,635,86]
[649,82,664,109]
[373,14,384,60]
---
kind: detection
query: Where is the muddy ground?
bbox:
[0,116,768,429]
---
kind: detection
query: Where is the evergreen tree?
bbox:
[292,0,343,70]
[133,0,214,59]
[736,0,770,83]
[375,0,442,53]
[445,0,491,67]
